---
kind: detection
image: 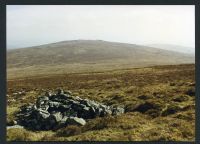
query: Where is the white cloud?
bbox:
[7,5,195,50]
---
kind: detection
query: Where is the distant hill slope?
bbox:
[147,44,195,54]
[7,40,194,69]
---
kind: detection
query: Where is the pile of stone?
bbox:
[16,89,124,130]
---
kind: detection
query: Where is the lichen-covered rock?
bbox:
[112,106,125,115]
[15,89,124,130]
[36,109,50,119]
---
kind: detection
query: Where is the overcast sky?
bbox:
[7,5,195,51]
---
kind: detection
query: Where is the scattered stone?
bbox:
[7,99,16,103]
[7,125,24,130]
[67,117,86,126]
[112,106,125,115]
[57,89,64,95]
[187,82,195,86]
[7,120,18,126]
[15,89,124,130]
[36,109,50,119]
[12,91,26,96]
[13,120,17,125]
[45,91,52,97]
[50,112,63,123]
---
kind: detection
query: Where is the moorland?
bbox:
[7,40,195,141]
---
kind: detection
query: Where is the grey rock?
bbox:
[7,120,18,126]
[61,116,69,124]
[45,91,52,97]
[37,96,49,102]
[57,89,64,95]
[57,94,72,100]
[112,107,125,115]
[88,100,99,108]
[64,90,72,95]
[49,101,61,108]
[15,89,124,130]
[35,124,41,130]
[63,109,77,117]
[67,117,86,126]
[7,125,24,130]
[83,106,90,111]
[45,124,51,130]
[60,104,71,109]
[49,112,63,123]
[36,96,49,108]
[75,96,82,101]
[68,99,79,105]
[36,109,50,120]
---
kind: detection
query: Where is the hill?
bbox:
[6,40,195,141]
[7,40,194,78]
[147,44,194,54]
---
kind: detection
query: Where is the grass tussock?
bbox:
[7,64,195,141]
[56,125,82,137]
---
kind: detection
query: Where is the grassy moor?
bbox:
[6,5,195,142]
[7,51,195,141]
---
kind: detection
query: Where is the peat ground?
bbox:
[7,64,195,141]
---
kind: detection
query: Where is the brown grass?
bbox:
[7,64,195,141]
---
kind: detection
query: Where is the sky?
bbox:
[7,5,195,53]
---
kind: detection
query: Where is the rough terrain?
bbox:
[7,64,195,141]
[13,89,124,130]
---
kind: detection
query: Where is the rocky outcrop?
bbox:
[15,89,124,130]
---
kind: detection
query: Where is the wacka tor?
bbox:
[15,89,125,130]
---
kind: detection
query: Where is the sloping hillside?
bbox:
[147,44,194,54]
[7,40,194,78]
